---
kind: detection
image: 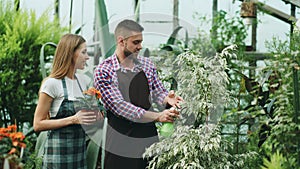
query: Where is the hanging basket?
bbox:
[240,2,257,18]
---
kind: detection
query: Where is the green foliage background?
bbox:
[0,1,299,168]
[0,1,65,127]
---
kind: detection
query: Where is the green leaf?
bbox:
[86,140,100,169]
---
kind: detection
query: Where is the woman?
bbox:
[34,34,97,168]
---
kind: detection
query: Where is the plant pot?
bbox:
[0,157,23,169]
[240,2,257,18]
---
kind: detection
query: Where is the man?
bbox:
[94,19,183,169]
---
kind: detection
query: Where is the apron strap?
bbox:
[61,78,68,99]
[61,75,84,100]
[75,74,84,93]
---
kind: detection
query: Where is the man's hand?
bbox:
[164,90,184,108]
[156,108,180,122]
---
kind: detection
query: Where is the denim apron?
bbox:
[104,70,158,169]
[43,78,87,169]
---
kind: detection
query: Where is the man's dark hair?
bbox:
[114,19,144,39]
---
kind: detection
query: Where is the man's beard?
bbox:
[124,47,138,59]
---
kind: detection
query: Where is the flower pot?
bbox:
[240,2,257,18]
[0,157,22,169]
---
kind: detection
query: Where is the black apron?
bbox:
[104,70,158,169]
[43,78,87,169]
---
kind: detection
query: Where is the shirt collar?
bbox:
[111,54,121,71]
[112,53,143,72]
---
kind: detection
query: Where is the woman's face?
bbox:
[74,42,89,70]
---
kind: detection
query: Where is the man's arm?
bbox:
[140,108,179,123]
[147,59,183,108]
[147,61,168,106]
[94,65,179,123]
[94,66,146,121]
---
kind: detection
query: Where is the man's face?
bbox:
[123,31,143,58]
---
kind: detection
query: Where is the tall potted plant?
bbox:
[144,44,257,168]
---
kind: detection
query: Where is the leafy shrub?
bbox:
[145,45,258,168]
[144,124,257,169]
[175,47,234,126]
[194,10,247,53]
[0,1,66,127]
[259,30,300,168]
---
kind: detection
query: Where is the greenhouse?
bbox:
[0,0,300,168]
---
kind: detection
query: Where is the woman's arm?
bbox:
[33,93,96,132]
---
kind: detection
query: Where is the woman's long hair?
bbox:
[49,34,86,79]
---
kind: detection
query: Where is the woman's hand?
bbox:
[96,111,104,121]
[72,110,97,125]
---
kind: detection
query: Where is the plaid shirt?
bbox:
[94,54,168,121]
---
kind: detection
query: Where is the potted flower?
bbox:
[75,87,106,116]
[74,87,107,137]
[75,87,107,169]
[0,124,26,169]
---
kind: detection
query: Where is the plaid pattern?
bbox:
[42,79,87,169]
[94,54,168,121]
[43,124,86,169]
